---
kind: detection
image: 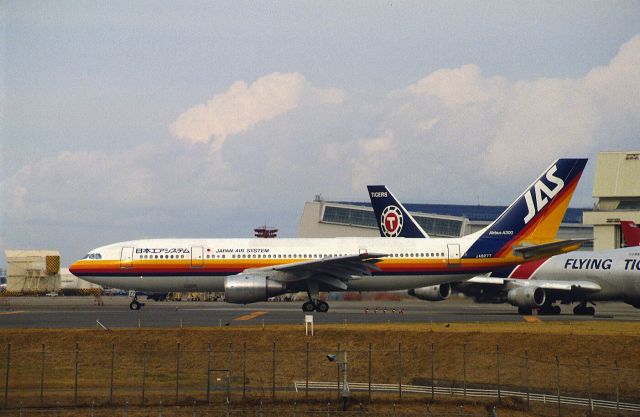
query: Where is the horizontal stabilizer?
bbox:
[512,239,591,260]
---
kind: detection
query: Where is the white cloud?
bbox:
[387,34,640,188]
[170,72,344,152]
[401,64,507,108]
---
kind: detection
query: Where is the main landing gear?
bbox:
[302,282,329,313]
[538,303,561,315]
[573,302,595,316]
[302,299,329,313]
[129,291,145,311]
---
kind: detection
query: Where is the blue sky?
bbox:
[2,1,640,265]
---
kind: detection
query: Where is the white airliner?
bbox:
[451,247,640,315]
[70,159,587,311]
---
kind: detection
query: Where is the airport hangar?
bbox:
[298,151,640,249]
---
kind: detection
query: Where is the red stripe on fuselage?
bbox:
[508,258,548,279]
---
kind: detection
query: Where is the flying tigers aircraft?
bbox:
[69,158,587,312]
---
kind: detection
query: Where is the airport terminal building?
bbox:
[299,198,593,245]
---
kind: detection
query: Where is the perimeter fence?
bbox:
[1,342,638,414]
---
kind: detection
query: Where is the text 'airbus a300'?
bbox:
[69,159,587,311]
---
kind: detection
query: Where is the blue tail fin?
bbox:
[464,158,588,258]
[367,185,429,238]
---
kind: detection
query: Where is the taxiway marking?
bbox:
[234,311,268,321]
[522,316,542,323]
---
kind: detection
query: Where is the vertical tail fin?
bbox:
[465,158,588,258]
[621,221,640,247]
[367,185,429,238]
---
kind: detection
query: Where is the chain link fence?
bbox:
[1,342,638,414]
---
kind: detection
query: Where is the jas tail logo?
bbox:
[381,206,403,237]
[523,165,565,224]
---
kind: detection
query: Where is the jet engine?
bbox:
[408,283,451,302]
[224,273,287,304]
[506,287,545,308]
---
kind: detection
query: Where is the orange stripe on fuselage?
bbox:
[71,257,523,276]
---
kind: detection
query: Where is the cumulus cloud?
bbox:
[387,34,640,187]
[170,72,344,152]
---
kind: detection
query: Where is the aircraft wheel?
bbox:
[302,301,315,312]
[316,301,329,313]
[517,307,532,315]
[586,306,595,315]
[551,305,561,315]
[129,300,142,310]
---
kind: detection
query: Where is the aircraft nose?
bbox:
[69,261,81,276]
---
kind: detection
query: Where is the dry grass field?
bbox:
[0,321,638,416]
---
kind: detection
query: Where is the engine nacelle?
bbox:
[506,286,545,308]
[408,283,451,302]
[224,273,287,304]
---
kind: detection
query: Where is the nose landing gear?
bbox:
[129,291,145,310]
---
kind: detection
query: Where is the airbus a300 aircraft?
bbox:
[70,159,587,312]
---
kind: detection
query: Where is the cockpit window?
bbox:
[83,253,102,260]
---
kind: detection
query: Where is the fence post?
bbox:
[40,343,45,406]
[555,356,561,417]
[587,358,592,416]
[462,342,467,401]
[496,345,501,402]
[74,342,79,406]
[397,343,402,402]
[524,350,530,409]
[336,343,340,398]
[430,343,435,401]
[175,342,180,404]
[306,342,310,401]
[4,344,10,409]
[206,343,212,405]
[227,343,232,404]
[243,342,247,399]
[141,343,147,406]
[109,343,115,404]
[368,343,372,402]
[614,360,620,413]
[272,341,276,402]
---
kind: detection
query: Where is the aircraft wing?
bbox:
[512,239,591,260]
[465,275,602,294]
[248,253,386,289]
[507,278,602,293]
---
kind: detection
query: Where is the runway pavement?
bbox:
[1,296,639,329]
